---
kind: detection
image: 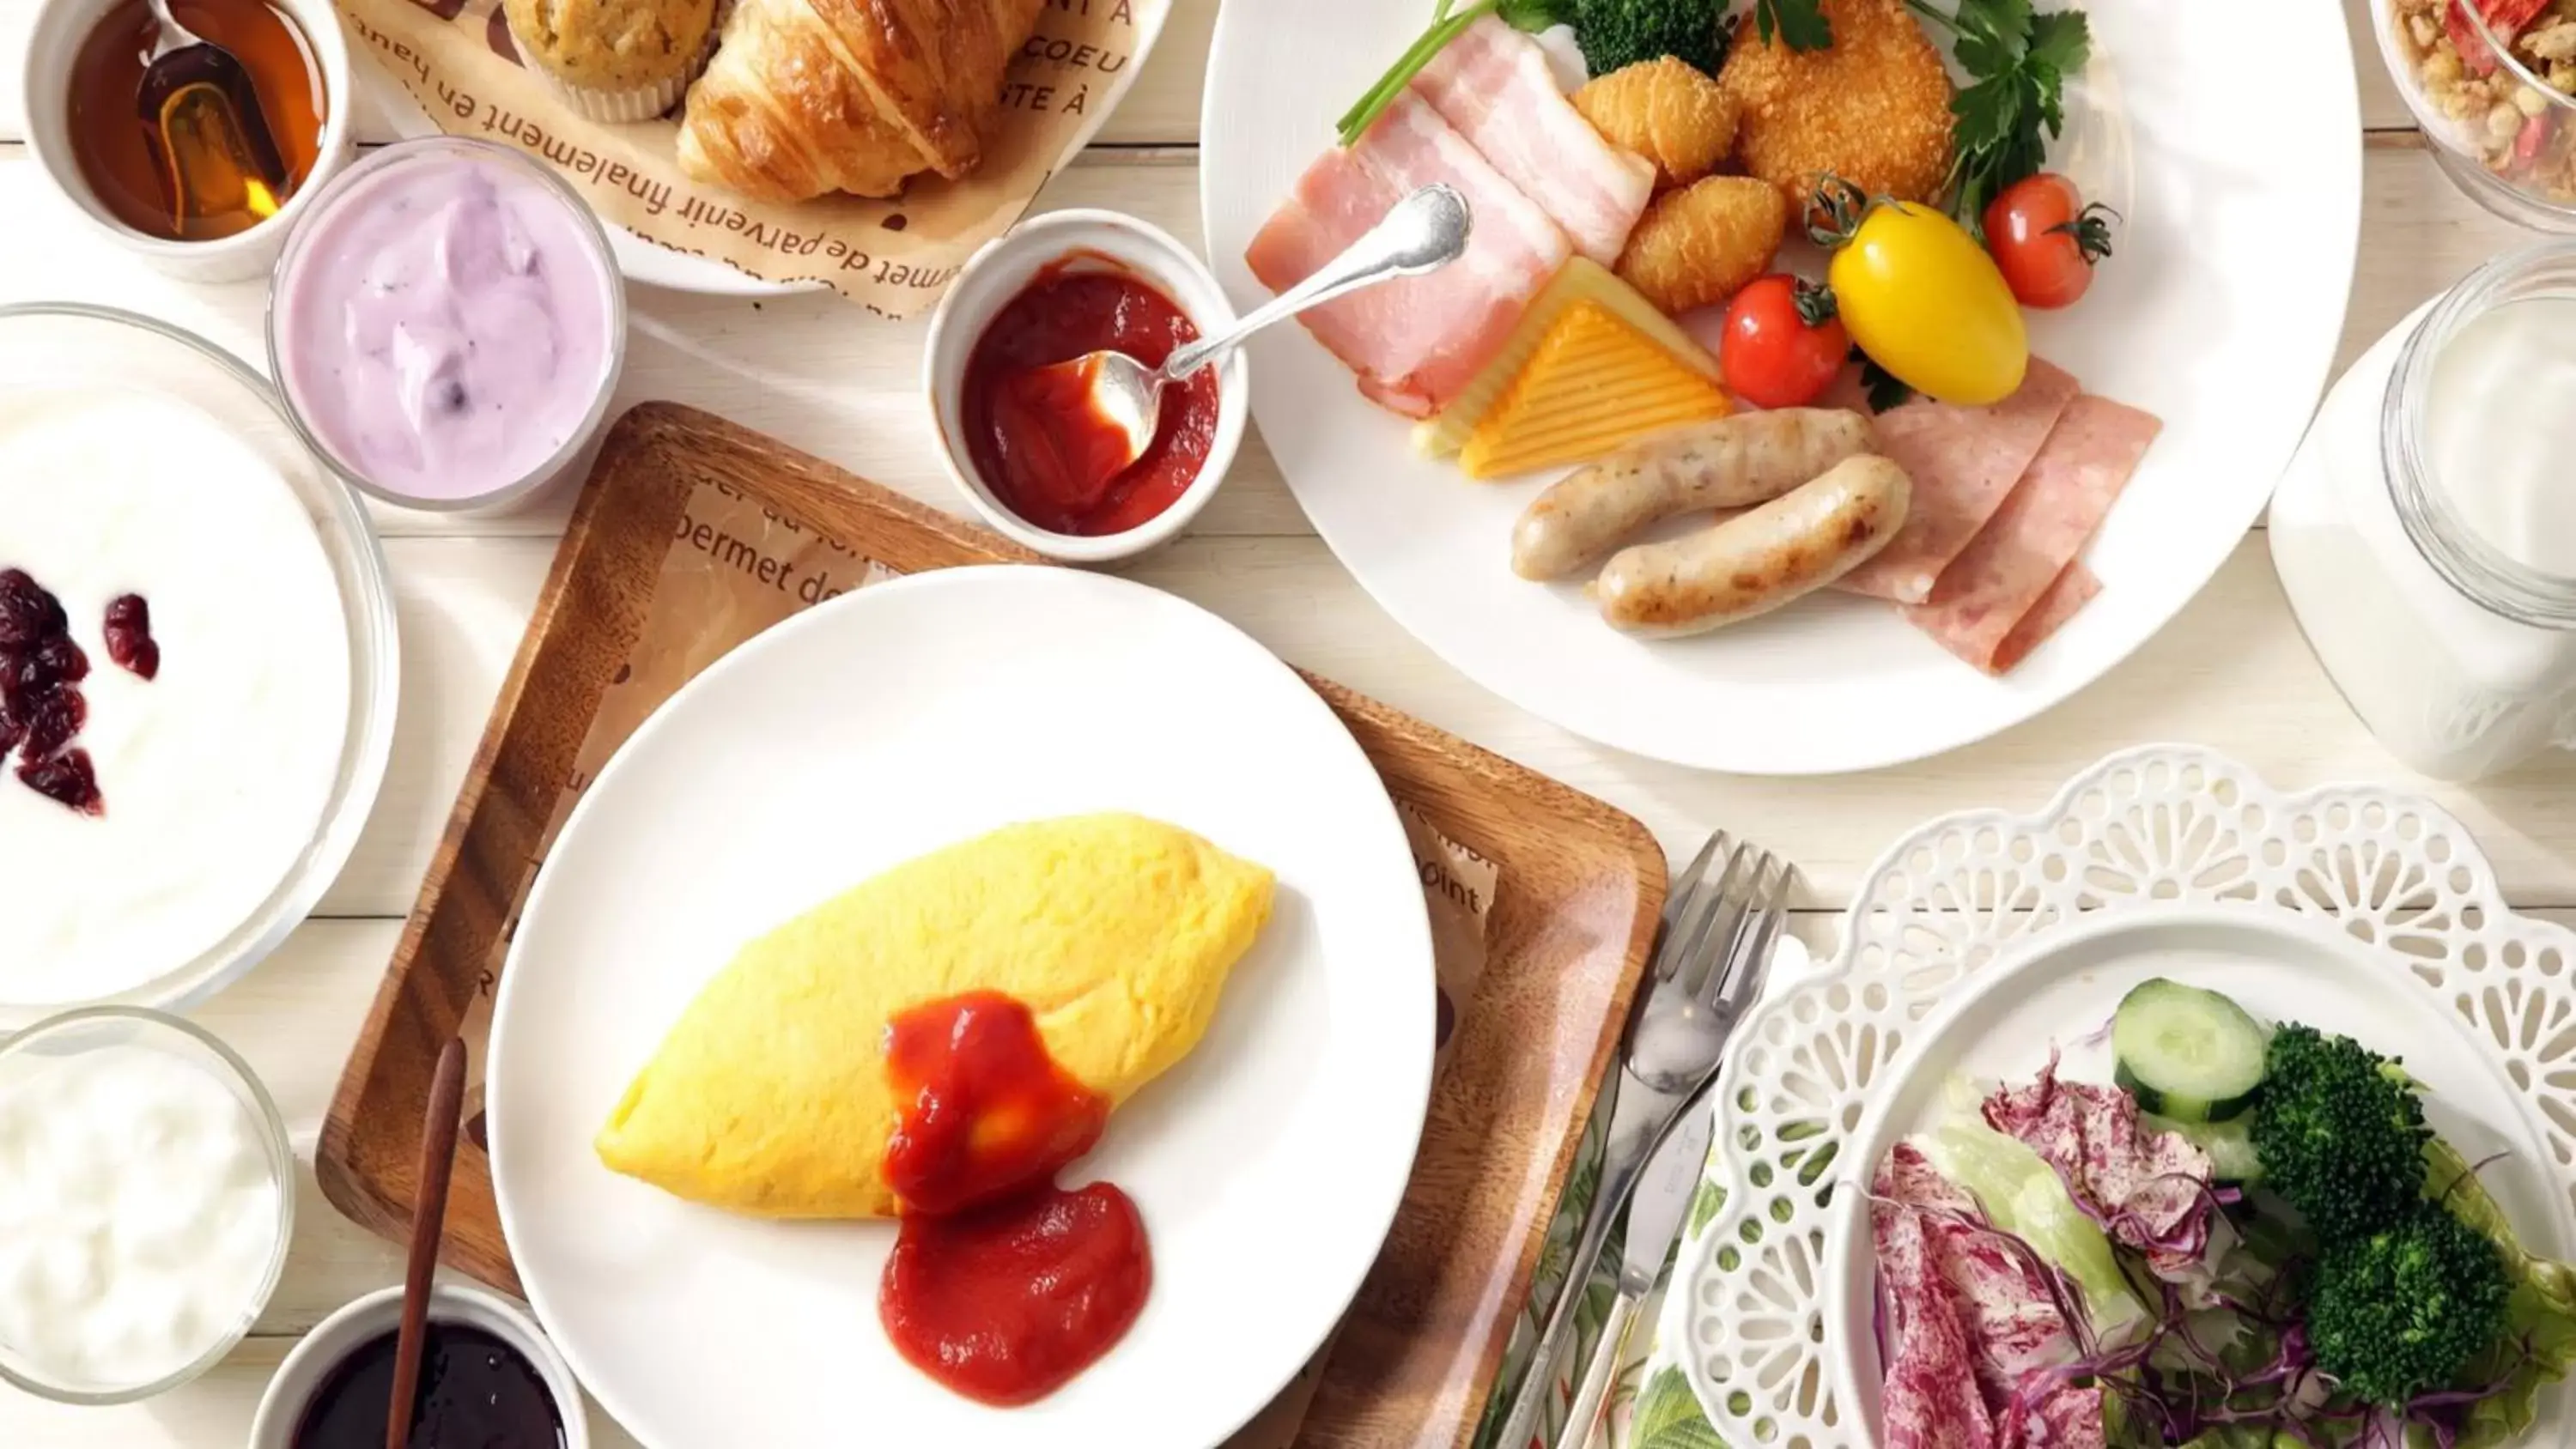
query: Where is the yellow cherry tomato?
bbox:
[1826,201,2029,407]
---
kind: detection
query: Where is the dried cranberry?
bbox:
[17,749,101,815]
[102,594,158,680]
[0,568,61,649]
[0,567,125,814]
[27,636,88,687]
[18,688,83,762]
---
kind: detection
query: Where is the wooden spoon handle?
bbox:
[387,1038,469,1449]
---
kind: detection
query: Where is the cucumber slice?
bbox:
[2145,1112,2263,1185]
[2111,979,2268,1124]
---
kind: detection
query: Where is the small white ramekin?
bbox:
[249,1283,592,1449]
[22,0,356,283]
[924,209,1249,566]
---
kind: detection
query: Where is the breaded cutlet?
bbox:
[1717,0,1956,210]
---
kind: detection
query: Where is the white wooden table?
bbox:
[1,1,2568,1441]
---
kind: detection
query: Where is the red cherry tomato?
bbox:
[1718,274,1850,410]
[1982,173,2116,311]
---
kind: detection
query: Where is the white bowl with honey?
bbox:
[24,0,354,282]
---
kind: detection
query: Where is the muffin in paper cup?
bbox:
[504,0,721,124]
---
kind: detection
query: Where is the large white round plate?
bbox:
[487,566,1437,1449]
[1200,1,2362,774]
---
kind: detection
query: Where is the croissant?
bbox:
[677,0,1046,203]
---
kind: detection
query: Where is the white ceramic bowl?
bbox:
[0,1008,295,1404]
[21,0,356,283]
[249,1284,592,1449]
[923,209,1249,565]
[0,304,398,1029]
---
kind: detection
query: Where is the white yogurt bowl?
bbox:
[250,1284,592,1449]
[0,305,397,1028]
[924,209,1249,565]
[21,0,355,283]
[0,1008,295,1404]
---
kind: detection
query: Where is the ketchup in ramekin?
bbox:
[959,255,1221,538]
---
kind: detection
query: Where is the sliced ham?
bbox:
[1906,396,2164,674]
[1832,360,2082,603]
[1245,94,1571,418]
[1984,564,2099,676]
[1411,15,1655,267]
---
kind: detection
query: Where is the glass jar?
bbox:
[2269,242,2576,781]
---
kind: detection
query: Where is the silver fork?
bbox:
[1490,832,1796,1449]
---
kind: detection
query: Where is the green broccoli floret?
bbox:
[1568,0,1726,75]
[2248,1023,2428,1243]
[2304,1203,2512,1407]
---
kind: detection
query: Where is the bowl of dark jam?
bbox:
[249,1283,586,1449]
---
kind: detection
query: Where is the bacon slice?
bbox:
[1245,94,1571,418]
[1411,15,1655,268]
[1832,360,2082,604]
[1905,395,2163,675]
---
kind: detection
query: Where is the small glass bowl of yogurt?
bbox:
[266,136,629,516]
[0,1007,295,1404]
[0,304,398,1028]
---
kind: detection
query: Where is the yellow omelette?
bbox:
[594,813,1276,1219]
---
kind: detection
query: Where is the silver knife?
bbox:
[1552,1092,1716,1449]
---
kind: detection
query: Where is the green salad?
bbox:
[1868,979,2576,1447]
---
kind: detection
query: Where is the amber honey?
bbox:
[67,0,326,241]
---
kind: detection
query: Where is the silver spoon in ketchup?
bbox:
[1026,183,1471,492]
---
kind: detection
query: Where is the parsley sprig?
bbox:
[1753,0,1832,49]
[1908,0,2092,235]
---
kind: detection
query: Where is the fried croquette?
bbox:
[1573,58,1740,192]
[1613,175,1789,316]
[1717,0,1956,210]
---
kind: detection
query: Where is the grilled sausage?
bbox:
[1592,455,1911,637]
[1510,408,1871,582]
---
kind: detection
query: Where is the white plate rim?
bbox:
[484,563,1439,1448]
[1195,0,2365,775]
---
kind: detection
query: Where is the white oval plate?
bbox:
[1198,1,2361,774]
[487,566,1437,1449]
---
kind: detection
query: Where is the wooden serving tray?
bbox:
[317,403,1666,1448]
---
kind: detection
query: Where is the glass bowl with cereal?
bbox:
[2379,0,2576,227]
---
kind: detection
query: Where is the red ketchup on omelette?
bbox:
[959,256,1220,537]
[877,991,1152,1406]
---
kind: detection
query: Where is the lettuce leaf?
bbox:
[2424,1137,2576,1448]
[1912,1118,2150,1345]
